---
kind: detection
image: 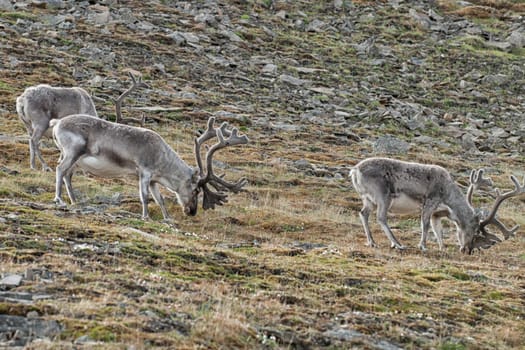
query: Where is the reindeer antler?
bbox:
[113,72,149,126]
[194,117,249,210]
[467,169,493,206]
[479,175,525,239]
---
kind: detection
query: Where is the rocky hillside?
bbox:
[0,0,524,349]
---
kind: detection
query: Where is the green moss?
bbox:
[89,325,117,342]
[439,341,467,350]
[0,12,35,21]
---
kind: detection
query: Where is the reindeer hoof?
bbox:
[366,241,378,248]
[418,244,427,252]
[53,198,67,208]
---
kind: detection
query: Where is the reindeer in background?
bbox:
[16,72,147,171]
[350,157,523,253]
[16,85,98,171]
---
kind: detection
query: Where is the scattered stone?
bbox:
[0,315,61,347]
[261,63,278,75]
[0,0,14,11]
[0,274,23,289]
[507,29,525,48]
[279,74,311,87]
[373,135,411,155]
[306,19,326,32]
[323,328,364,341]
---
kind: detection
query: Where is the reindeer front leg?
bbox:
[138,171,152,220]
[420,199,440,251]
[430,214,445,251]
[149,182,170,221]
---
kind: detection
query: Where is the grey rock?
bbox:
[74,335,97,344]
[294,159,314,171]
[270,122,302,132]
[373,135,411,155]
[168,32,186,46]
[88,5,111,25]
[484,40,512,52]
[279,74,311,87]
[275,10,287,20]
[261,63,277,75]
[0,0,14,11]
[194,13,218,27]
[0,274,23,288]
[507,29,525,48]
[323,328,364,341]
[491,127,509,138]
[409,9,431,30]
[33,0,65,9]
[168,31,200,45]
[306,19,325,32]
[0,315,61,347]
[220,29,242,42]
[461,133,477,152]
[481,74,509,86]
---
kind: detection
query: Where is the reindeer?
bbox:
[51,115,249,220]
[350,157,524,253]
[16,85,98,171]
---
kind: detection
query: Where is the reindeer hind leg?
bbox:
[376,198,405,250]
[359,197,377,248]
[54,134,85,206]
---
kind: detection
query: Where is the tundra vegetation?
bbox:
[0,0,524,349]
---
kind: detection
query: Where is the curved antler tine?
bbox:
[510,175,521,190]
[219,122,230,137]
[480,173,525,229]
[216,126,225,143]
[196,117,249,209]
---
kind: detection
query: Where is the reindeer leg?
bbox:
[54,150,82,206]
[63,167,77,204]
[30,123,51,171]
[138,171,152,220]
[420,201,440,251]
[376,198,405,250]
[358,198,377,248]
[149,182,170,221]
[430,214,445,251]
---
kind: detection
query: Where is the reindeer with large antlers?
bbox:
[51,115,248,220]
[350,157,524,253]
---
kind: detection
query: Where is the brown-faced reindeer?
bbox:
[16,85,98,171]
[51,115,249,220]
[350,157,524,253]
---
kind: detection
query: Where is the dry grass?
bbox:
[0,0,524,349]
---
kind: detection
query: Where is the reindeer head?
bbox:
[460,171,524,254]
[193,117,249,212]
[174,168,200,216]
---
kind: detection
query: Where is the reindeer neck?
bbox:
[156,146,193,186]
[444,184,475,225]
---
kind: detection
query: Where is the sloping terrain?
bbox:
[0,0,524,349]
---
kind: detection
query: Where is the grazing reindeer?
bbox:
[51,115,249,220]
[16,85,98,171]
[350,157,524,253]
